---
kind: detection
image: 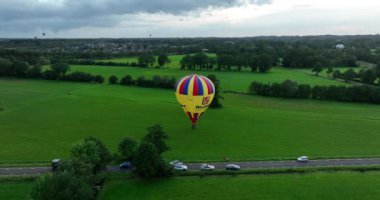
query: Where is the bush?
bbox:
[108,75,118,84]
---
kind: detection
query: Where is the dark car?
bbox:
[119,162,132,169]
[225,164,240,170]
[51,159,60,171]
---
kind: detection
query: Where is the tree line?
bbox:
[249,80,380,104]
[180,51,276,73]
[327,65,380,85]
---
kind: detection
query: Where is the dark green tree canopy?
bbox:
[142,124,169,155]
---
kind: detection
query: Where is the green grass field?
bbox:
[68,65,347,92]
[99,171,380,200]
[98,54,216,69]
[1,78,380,163]
[0,181,33,200]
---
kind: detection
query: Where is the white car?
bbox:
[297,156,309,162]
[169,160,183,166]
[225,164,240,170]
[200,164,215,170]
[174,164,188,171]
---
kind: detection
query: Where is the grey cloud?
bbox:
[0,0,272,29]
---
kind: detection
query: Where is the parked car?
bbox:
[200,164,215,170]
[119,161,132,169]
[297,156,309,162]
[169,160,183,166]
[225,164,240,170]
[174,164,188,171]
[51,159,60,171]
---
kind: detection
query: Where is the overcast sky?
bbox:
[1,0,380,38]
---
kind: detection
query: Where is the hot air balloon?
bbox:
[175,74,215,129]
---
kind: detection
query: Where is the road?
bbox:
[2,158,380,176]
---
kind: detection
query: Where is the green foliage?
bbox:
[50,62,70,77]
[207,74,223,108]
[359,69,377,84]
[118,137,137,161]
[312,62,323,76]
[138,54,156,67]
[142,124,169,155]
[132,141,169,178]
[71,137,111,174]
[93,75,104,83]
[120,75,133,85]
[108,75,118,84]
[157,54,171,67]
[342,68,357,82]
[30,172,94,200]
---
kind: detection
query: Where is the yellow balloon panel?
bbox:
[175,75,215,126]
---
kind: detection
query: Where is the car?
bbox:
[169,160,183,166]
[225,164,240,170]
[119,161,132,169]
[51,159,60,171]
[200,164,215,170]
[174,164,188,171]
[297,156,309,162]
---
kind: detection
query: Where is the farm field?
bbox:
[99,171,380,200]
[69,65,347,92]
[1,78,380,164]
[0,180,33,200]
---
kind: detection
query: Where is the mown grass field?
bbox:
[0,180,33,200]
[69,65,347,92]
[1,78,380,163]
[99,171,380,200]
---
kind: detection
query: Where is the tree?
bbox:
[152,75,161,87]
[132,141,169,178]
[255,53,273,73]
[120,75,133,85]
[0,58,12,76]
[207,74,223,108]
[93,75,104,83]
[12,60,29,77]
[280,79,298,98]
[342,68,357,82]
[138,54,156,67]
[157,54,171,68]
[332,70,341,79]
[26,64,42,78]
[142,124,169,154]
[312,62,323,76]
[326,67,334,78]
[31,172,94,200]
[71,137,111,174]
[376,63,380,78]
[50,62,70,77]
[118,137,137,161]
[360,70,377,84]
[108,75,118,84]
[296,84,311,98]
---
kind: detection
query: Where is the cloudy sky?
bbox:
[1,0,380,38]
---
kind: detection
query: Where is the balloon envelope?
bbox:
[175,74,215,128]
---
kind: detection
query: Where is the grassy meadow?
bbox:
[0,180,33,200]
[99,171,380,200]
[1,78,380,163]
